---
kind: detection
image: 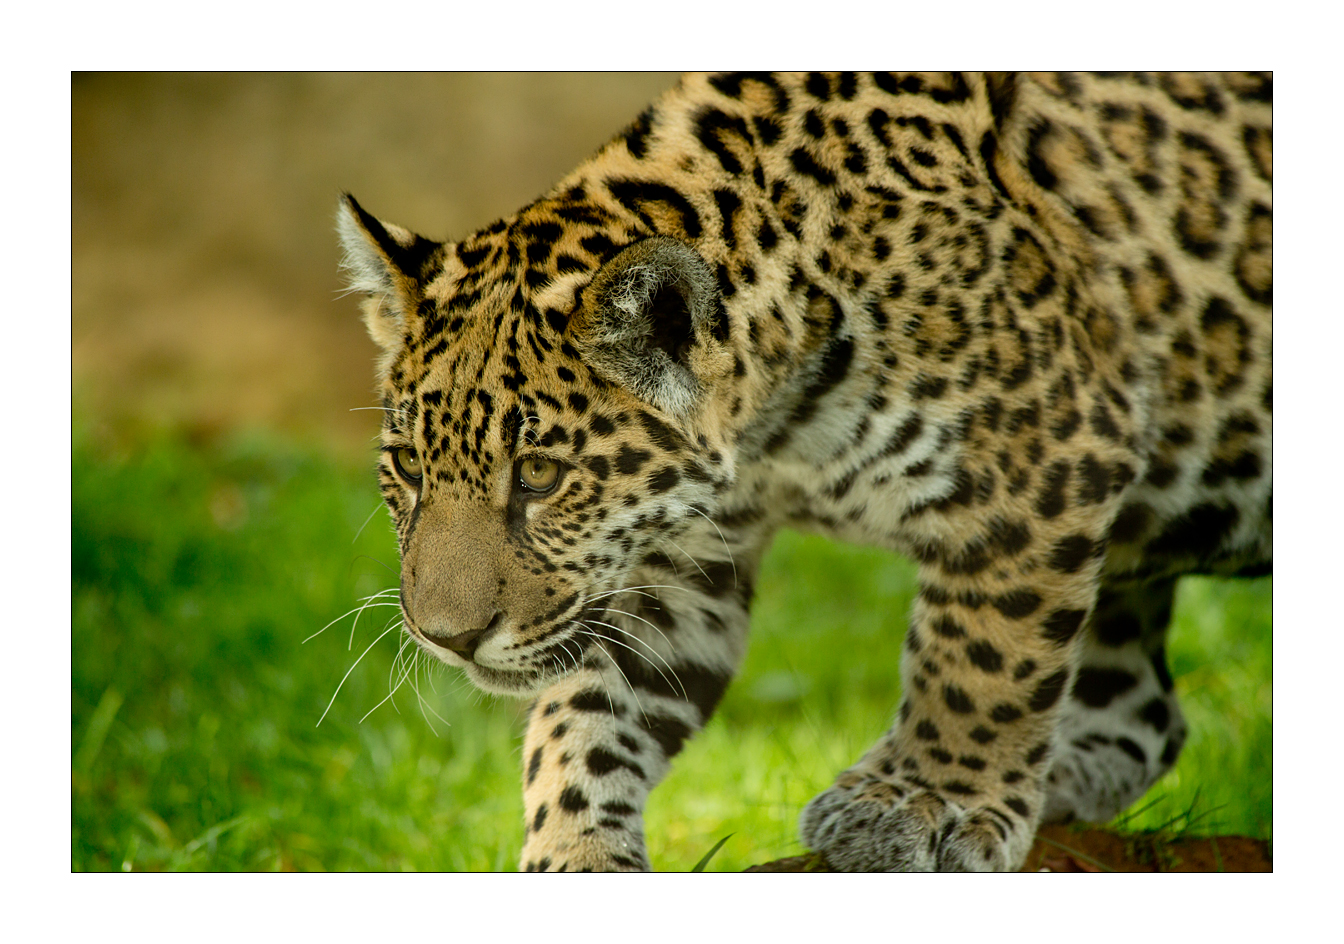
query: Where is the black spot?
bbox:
[909,374,948,400]
[790,147,836,186]
[931,615,967,639]
[570,689,614,713]
[803,108,826,139]
[695,109,752,175]
[1076,453,1112,505]
[614,445,652,476]
[637,411,686,452]
[966,639,1004,673]
[1071,667,1138,708]
[1201,450,1262,487]
[987,517,1032,556]
[607,179,703,238]
[969,726,997,744]
[1109,503,1152,544]
[586,747,645,779]
[559,784,590,813]
[1049,533,1100,574]
[533,803,548,832]
[1146,502,1239,561]
[1115,737,1147,764]
[915,720,940,741]
[1041,608,1087,647]
[929,747,953,764]
[1096,611,1141,647]
[712,188,742,251]
[990,589,1042,619]
[1003,796,1030,818]
[585,455,611,480]
[944,684,976,714]
[622,108,654,158]
[1090,402,1123,441]
[1025,742,1051,766]
[637,712,694,759]
[1035,461,1071,518]
[648,467,681,492]
[756,217,780,252]
[1028,669,1070,712]
[990,703,1022,724]
[527,747,543,785]
[1138,697,1171,732]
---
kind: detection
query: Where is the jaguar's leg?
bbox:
[799,531,1102,871]
[1041,578,1188,824]
[517,558,751,872]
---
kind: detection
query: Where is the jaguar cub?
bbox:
[338,72,1271,871]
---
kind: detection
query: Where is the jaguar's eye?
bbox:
[518,457,560,493]
[393,447,423,483]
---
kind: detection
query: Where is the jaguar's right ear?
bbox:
[337,193,445,356]
[570,237,730,418]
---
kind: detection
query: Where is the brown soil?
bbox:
[744,823,1271,872]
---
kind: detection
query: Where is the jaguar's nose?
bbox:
[421,612,502,662]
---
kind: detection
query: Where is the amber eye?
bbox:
[518,457,560,493]
[392,447,422,483]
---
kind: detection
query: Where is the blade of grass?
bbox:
[690,833,734,872]
[74,686,123,773]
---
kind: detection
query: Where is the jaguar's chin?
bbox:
[461,663,552,697]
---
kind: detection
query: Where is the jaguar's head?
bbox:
[338,194,737,694]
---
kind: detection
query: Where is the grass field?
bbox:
[72,425,1271,872]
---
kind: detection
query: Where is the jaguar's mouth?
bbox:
[405,602,609,697]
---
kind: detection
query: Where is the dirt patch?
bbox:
[744,824,1271,872]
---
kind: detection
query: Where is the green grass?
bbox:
[72,427,1271,871]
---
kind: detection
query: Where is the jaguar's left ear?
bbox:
[337,193,445,358]
[570,237,730,417]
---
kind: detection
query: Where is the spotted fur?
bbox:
[337,72,1271,871]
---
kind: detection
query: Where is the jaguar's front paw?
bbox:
[800,775,1032,871]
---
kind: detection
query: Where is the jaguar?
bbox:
[337,72,1271,871]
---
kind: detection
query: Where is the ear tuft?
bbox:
[573,237,726,417]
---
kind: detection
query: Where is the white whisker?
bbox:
[568,629,646,721]
[584,584,687,603]
[583,615,681,681]
[352,501,385,544]
[304,590,401,645]
[599,605,677,653]
[662,537,710,584]
[687,505,738,589]
[317,619,401,727]
[572,622,686,701]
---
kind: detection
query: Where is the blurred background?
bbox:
[74,73,679,457]
[72,73,1271,872]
